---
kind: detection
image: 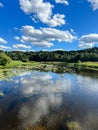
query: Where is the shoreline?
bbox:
[0,61,98,79]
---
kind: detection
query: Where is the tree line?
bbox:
[0,47,98,65]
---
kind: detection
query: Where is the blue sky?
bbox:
[0,0,98,51]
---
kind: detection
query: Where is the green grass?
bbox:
[0,61,42,69]
[0,60,41,79]
[0,61,67,79]
[78,61,98,66]
[0,61,98,71]
[0,61,98,79]
[77,62,98,68]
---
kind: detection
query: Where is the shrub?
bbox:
[0,52,12,65]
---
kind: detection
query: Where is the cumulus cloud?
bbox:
[19,0,65,27]
[0,37,7,44]
[46,14,65,27]
[13,44,31,49]
[0,45,11,50]
[79,33,98,48]
[20,25,76,48]
[14,36,20,41]
[55,0,69,5]
[0,2,3,8]
[87,0,98,10]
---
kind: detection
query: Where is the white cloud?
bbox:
[55,0,69,5]
[20,25,77,48]
[13,44,31,49]
[79,34,98,43]
[50,48,66,51]
[79,33,98,48]
[0,2,3,8]
[21,35,53,48]
[14,36,20,41]
[0,45,11,50]
[87,0,98,10]
[45,14,65,27]
[19,0,65,27]
[0,37,7,44]
[79,43,95,48]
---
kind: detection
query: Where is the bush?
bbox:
[0,52,12,65]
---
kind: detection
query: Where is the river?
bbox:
[0,70,98,130]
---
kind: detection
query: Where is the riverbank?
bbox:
[0,61,98,72]
[0,61,98,79]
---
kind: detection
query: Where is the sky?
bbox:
[0,0,98,51]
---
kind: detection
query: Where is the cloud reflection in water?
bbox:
[18,72,72,128]
[20,73,71,96]
[0,71,98,130]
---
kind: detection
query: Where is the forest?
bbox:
[0,47,98,65]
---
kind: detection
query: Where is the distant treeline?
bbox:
[1,47,98,63]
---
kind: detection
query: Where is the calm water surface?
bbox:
[0,70,98,130]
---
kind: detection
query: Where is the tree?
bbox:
[6,47,98,62]
[0,52,12,65]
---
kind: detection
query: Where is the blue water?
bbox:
[0,71,98,130]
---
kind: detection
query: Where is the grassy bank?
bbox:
[0,61,41,69]
[0,61,98,79]
[75,62,98,71]
[0,61,98,74]
[77,62,98,68]
[0,61,98,71]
